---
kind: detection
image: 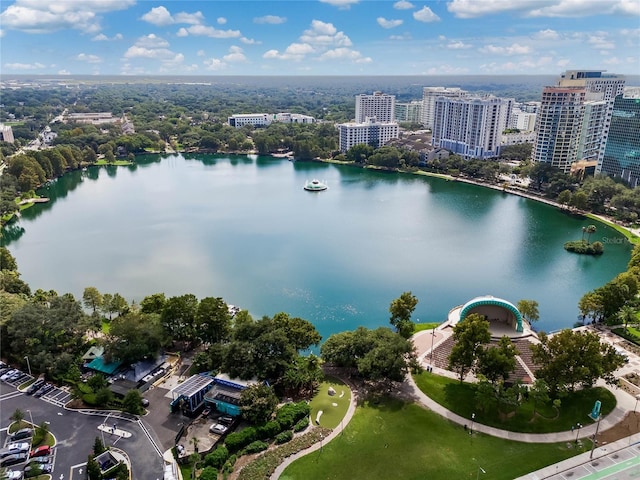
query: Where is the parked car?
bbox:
[29,446,51,458]
[0,447,24,459]
[26,379,45,395]
[209,423,228,434]
[8,372,23,382]
[218,415,234,425]
[1,470,23,479]
[23,463,52,476]
[33,384,53,398]
[5,443,29,453]
[141,398,150,408]
[0,369,17,381]
[0,452,28,467]
[27,455,51,465]
[9,429,33,441]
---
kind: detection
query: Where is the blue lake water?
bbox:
[3,154,632,341]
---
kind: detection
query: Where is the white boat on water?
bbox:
[303,179,328,191]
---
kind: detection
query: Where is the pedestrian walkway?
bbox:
[98,423,132,439]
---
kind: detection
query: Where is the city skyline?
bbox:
[1,0,639,76]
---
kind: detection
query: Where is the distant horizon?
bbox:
[1,1,638,76]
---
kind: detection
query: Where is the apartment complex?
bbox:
[228,113,316,128]
[600,92,640,186]
[337,120,400,153]
[533,70,625,172]
[0,124,15,143]
[432,95,513,160]
[355,92,395,123]
[421,87,467,129]
[394,101,423,123]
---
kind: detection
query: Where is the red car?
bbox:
[29,445,51,458]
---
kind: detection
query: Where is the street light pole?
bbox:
[574,423,582,444]
[24,356,31,376]
[26,409,34,427]
[470,413,475,435]
[589,415,602,459]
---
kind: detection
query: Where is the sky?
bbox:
[0,0,639,76]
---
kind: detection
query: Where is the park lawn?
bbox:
[584,213,640,245]
[413,372,615,433]
[102,320,111,334]
[413,322,440,333]
[281,397,580,480]
[94,159,134,166]
[309,377,351,429]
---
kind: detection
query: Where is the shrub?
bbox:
[222,454,237,474]
[275,401,310,429]
[243,440,269,454]
[293,417,309,432]
[204,446,229,469]
[275,430,293,444]
[225,427,257,453]
[256,421,281,440]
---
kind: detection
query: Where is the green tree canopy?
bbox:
[448,313,491,382]
[389,291,419,339]
[240,383,278,424]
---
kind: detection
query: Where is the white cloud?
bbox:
[425,64,469,75]
[394,1,415,9]
[141,6,204,26]
[389,33,412,40]
[141,6,172,26]
[447,41,471,49]
[479,56,552,72]
[217,17,227,25]
[4,62,45,69]
[204,58,225,70]
[557,58,570,67]
[319,0,359,8]
[58,69,71,75]
[448,0,640,18]
[318,47,372,63]
[377,17,403,29]
[197,50,205,57]
[254,15,287,24]
[0,0,135,34]
[223,45,247,62]
[413,6,441,22]
[479,43,531,55]
[588,32,615,49]
[175,24,241,39]
[136,33,169,49]
[92,32,122,41]
[300,20,352,47]
[76,53,102,63]
[533,29,560,40]
[241,37,260,45]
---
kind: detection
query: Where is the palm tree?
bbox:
[191,436,199,453]
[586,225,597,244]
[617,305,636,332]
[581,226,587,242]
[10,409,24,424]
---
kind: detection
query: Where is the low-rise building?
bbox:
[337,119,399,152]
[228,112,316,128]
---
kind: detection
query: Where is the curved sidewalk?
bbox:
[405,372,636,444]
[271,375,359,479]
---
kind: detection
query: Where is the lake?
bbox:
[2,154,632,341]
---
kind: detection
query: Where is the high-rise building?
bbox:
[421,87,467,129]
[0,124,14,143]
[355,92,395,123]
[394,101,423,123]
[337,119,400,153]
[600,93,640,186]
[533,70,625,172]
[432,95,513,159]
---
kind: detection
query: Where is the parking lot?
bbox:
[0,370,164,479]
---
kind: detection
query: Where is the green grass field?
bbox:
[309,377,351,429]
[281,397,582,480]
[413,322,440,333]
[413,371,615,433]
[94,159,134,166]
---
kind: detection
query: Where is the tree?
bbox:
[110,293,129,317]
[88,373,108,392]
[240,384,278,424]
[529,379,550,417]
[93,436,106,455]
[87,454,102,480]
[102,293,114,320]
[122,389,144,415]
[557,190,572,208]
[161,294,199,342]
[531,329,625,395]
[282,354,323,397]
[95,387,114,407]
[83,287,103,314]
[10,408,24,424]
[106,312,165,365]
[389,291,418,339]
[517,299,539,324]
[476,336,518,384]
[196,297,231,344]
[448,313,491,382]
[585,225,597,244]
[0,247,18,271]
[617,305,636,332]
[140,292,166,314]
[570,191,588,211]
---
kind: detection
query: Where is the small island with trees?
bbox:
[564,224,604,255]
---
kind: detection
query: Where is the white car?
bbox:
[209,423,228,434]
[2,470,24,480]
[0,370,17,381]
[5,443,29,452]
